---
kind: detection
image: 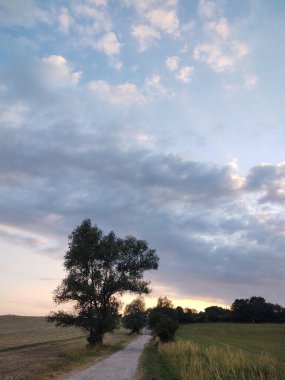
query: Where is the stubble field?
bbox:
[0,315,134,380]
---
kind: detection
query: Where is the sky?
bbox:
[1,0,285,316]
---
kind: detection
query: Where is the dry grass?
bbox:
[158,340,283,380]
[0,315,135,380]
[0,315,84,351]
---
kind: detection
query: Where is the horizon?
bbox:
[1,0,285,316]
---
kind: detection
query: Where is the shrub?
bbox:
[153,316,179,343]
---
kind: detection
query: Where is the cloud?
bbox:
[89,80,145,106]
[129,0,180,50]
[146,8,179,36]
[166,56,180,71]
[244,74,258,89]
[123,0,178,14]
[245,162,285,203]
[194,43,234,72]
[0,224,51,251]
[72,3,110,25]
[231,40,249,59]
[94,32,121,55]
[205,17,231,39]
[1,71,285,304]
[1,1,285,311]
[145,75,171,96]
[0,101,28,128]
[193,38,248,73]
[41,55,81,87]
[195,3,249,73]
[165,56,194,84]
[131,24,160,51]
[0,0,51,27]
[58,7,72,34]
[175,66,194,83]
[71,2,115,57]
[198,0,218,19]
[87,0,107,6]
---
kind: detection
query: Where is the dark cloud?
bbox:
[1,52,285,307]
[245,163,285,203]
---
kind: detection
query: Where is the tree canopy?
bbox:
[231,297,285,323]
[47,219,159,345]
[123,297,146,333]
[148,297,179,342]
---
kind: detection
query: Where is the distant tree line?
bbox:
[122,295,285,343]
[167,296,285,324]
[123,295,285,343]
[171,296,285,323]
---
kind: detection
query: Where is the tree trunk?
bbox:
[87,330,103,346]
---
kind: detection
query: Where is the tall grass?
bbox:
[158,340,282,380]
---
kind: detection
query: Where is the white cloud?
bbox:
[72,3,112,32]
[86,0,107,6]
[231,41,248,58]
[194,43,234,72]
[205,17,231,39]
[73,3,103,20]
[94,32,121,55]
[41,55,81,87]
[122,0,154,13]
[109,58,123,70]
[145,74,170,96]
[166,56,180,71]
[89,80,145,106]
[196,1,249,74]
[194,39,248,73]
[123,0,178,14]
[146,8,179,36]
[58,7,72,34]
[132,24,160,51]
[244,75,258,89]
[129,0,180,50]
[198,0,217,19]
[175,66,194,83]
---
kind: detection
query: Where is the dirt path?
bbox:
[64,332,150,380]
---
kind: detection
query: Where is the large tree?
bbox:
[47,219,159,345]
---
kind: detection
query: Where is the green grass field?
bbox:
[177,323,285,366]
[141,323,285,380]
[0,315,135,380]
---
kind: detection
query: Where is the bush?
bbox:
[153,316,179,343]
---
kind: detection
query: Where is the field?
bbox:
[0,315,135,380]
[141,323,285,380]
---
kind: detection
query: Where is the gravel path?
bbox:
[65,333,150,380]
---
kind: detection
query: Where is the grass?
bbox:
[176,323,285,365]
[141,323,285,380]
[0,315,136,380]
[0,315,84,351]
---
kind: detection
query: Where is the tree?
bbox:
[231,296,285,323]
[176,306,195,323]
[123,297,146,333]
[153,316,179,343]
[148,297,179,337]
[204,306,232,322]
[47,219,159,346]
[157,296,174,308]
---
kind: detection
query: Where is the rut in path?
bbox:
[64,333,150,380]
